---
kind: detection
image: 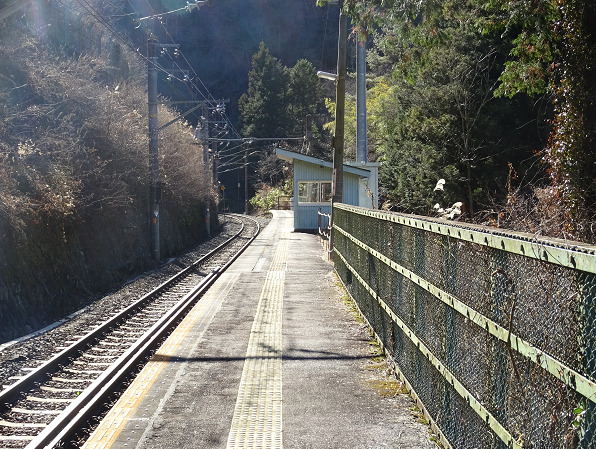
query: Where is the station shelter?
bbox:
[275,148,380,231]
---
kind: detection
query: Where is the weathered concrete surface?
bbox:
[84,211,436,449]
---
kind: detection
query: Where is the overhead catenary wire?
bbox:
[32,0,297,145]
[216,150,264,173]
[7,0,237,138]
[25,0,241,140]
[137,1,209,22]
[70,0,235,136]
[73,0,146,56]
[70,0,196,101]
[134,0,243,137]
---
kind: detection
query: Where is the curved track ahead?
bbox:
[0,214,260,449]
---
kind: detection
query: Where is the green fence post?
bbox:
[579,272,596,447]
[443,235,457,440]
[490,248,510,449]
[413,228,426,397]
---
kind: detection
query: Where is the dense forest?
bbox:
[0,0,595,340]
[320,0,595,243]
[144,0,340,119]
[0,0,211,340]
[234,0,595,243]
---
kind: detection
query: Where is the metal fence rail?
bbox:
[332,204,596,449]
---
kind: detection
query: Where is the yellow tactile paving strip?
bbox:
[226,239,288,449]
[269,236,288,272]
[82,274,236,449]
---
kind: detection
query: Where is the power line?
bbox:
[137,1,209,22]
[4,0,225,126]
[15,0,241,141]
[134,0,242,138]
[69,0,238,136]
[135,0,236,129]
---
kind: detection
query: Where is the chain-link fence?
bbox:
[333,204,596,449]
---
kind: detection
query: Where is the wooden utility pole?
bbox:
[332,11,347,205]
[328,7,347,259]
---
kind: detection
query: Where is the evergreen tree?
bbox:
[238,45,331,189]
[238,42,291,138]
[238,45,332,188]
[288,59,324,137]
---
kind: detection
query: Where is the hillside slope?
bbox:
[0,0,211,341]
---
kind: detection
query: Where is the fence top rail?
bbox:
[335,204,596,275]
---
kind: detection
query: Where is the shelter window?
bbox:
[298,181,332,203]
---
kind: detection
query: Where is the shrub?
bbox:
[250,179,292,212]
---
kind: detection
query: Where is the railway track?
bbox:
[0,214,260,449]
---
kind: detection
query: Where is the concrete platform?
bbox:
[83,211,435,449]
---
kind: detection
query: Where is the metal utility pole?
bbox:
[212,141,218,185]
[148,36,160,262]
[197,100,228,235]
[305,114,313,155]
[200,105,211,237]
[356,37,367,164]
[244,146,249,215]
[237,171,241,213]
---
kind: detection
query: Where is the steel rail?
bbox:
[28,270,220,449]
[0,215,250,412]
[0,214,260,448]
[34,215,260,449]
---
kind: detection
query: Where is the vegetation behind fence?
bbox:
[333,204,596,449]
